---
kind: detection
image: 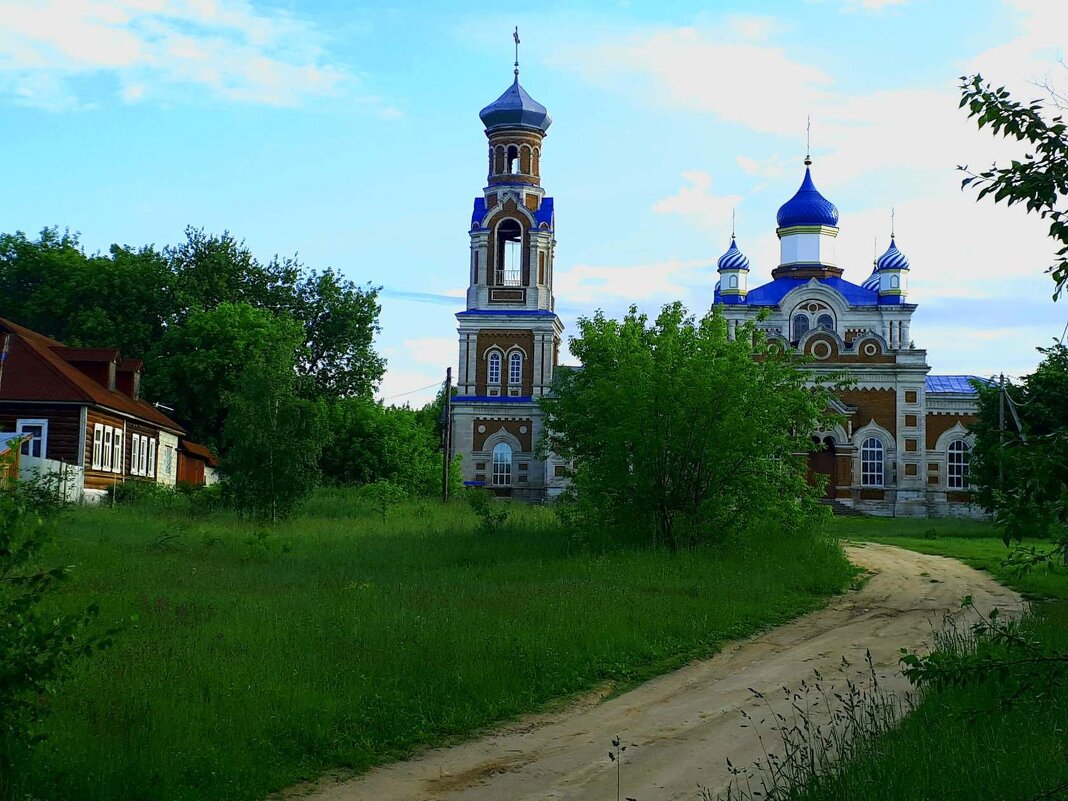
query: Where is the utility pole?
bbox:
[442,366,452,503]
[998,373,1005,492]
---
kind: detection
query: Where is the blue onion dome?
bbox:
[479,76,552,133]
[862,266,880,291]
[876,237,910,271]
[717,236,750,272]
[776,167,840,228]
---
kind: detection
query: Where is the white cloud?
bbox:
[653,171,742,232]
[0,0,353,109]
[555,258,710,305]
[736,154,786,178]
[841,0,912,11]
[403,337,457,369]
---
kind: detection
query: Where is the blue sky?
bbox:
[0,0,1065,406]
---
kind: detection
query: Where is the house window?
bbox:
[491,442,512,487]
[861,437,884,487]
[792,314,810,341]
[102,427,113,471]
[488,351,501,385]
[113,430,124,474]
[92,424,104,470]
[509,352,522,386]
[947,440,969,489]
[163,446,174,476]
[139,436,148,476]
[16,419,48,459]
[147,438,156,478]
[131,435,141,476]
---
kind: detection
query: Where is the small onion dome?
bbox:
[717,236,750,272]
[862,268,880,291]
[776,167,839,228]
[876,237,910,271]
[479,76,552,133]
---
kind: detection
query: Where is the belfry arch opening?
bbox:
[507,145,520,174]
[495,219,522,286]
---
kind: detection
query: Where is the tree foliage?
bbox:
[959,73,1068,297]
[221,351,325,523]
[146,303,305,451]
[542,303,832,550]
[970,344,1068,563]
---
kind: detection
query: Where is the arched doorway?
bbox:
[806,436,837,499]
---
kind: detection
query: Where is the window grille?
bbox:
[947,440,969,489]
[861,437,884,487]
[492,442,512,486]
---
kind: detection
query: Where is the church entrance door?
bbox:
[806,436,837,499]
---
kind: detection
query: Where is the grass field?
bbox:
[792,515,1068,801]
[3,490,853,801]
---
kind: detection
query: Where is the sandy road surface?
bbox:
[293,543,1024,801]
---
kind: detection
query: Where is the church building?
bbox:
[451,55,984,515]
[712,157,983,517]
[450,60,569,500]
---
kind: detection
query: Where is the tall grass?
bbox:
[3,491,852,801]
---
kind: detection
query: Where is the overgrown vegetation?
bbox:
[0,453,111,769]
[543,303,833,550]
[1,490,852,801]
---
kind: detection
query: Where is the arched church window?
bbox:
[861,437,884,487]
[492,442,512,486]
[507,145,520,174]
[947,440,969,489]
[817,314,834,331]
[509,352,522,385]
[792,314,810,342]
[890,275,900,289]
[495,219,522,286]
[728,275,738,288]
[488,351,501,385]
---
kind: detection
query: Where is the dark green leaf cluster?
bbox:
[222,353,326,523]
[959,74,1068,297]
[970,344,1068,561]
[541,303,834,550]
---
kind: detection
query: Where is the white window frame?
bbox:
[92,423,104,470]
[16,418,48,460]
[947,439,969,489]
[861,437,885,487]
[139,435,148,476]
[131,435,141,476]
[488,351,502,385]
[147,438,156,478]
[113,429,124,474]
[491,442,513,487]
[102,426,113,471]
[509,352,522,385]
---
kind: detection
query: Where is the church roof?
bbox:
[479,76,552,133]
[876,237,910,271]
[742,276,879,306]
[471,196,554,230]
[776,167,839,228]
[925,375,990,394]
[717,237,750,272]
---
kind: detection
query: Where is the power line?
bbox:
[380,380,443,402]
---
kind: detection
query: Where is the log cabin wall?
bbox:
[0,403,83,465]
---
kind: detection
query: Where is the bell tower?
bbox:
[452,35,564,499]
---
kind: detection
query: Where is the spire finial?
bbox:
[731,208,736,239]
[873,236,878,266]
[513,26,520,77]
[804,115,812,166]
[890,207,896,239]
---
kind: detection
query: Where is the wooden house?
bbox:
[177,439,219,486]
[0,317,186,501]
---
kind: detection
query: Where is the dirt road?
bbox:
[295,543,1024,801]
